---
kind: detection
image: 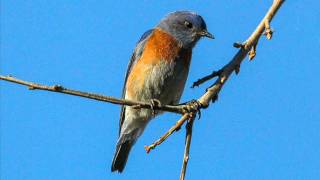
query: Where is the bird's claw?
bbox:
[182,99,202,119]
[150,99,161,117]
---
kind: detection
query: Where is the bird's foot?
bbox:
[150,99,161,117]
[181,99,202,119]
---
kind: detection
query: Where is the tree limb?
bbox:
[181,0,285,179]
[195,0,285,109]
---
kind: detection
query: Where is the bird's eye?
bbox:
[184,21,193,29]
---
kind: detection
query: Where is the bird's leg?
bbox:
[150,98,161,117]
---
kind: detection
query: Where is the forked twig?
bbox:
[144,114,190,153]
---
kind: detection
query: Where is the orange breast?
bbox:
[126,28,191,98]
[140,28,181,64]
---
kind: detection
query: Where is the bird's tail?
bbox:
[111,134,136,173]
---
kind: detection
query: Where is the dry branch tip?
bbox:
[249,44,257,60]
[235,64,241,75]
[233,42,245,49]
[264,20,274,40]
[191,70,222,88]
[144,145,153,154]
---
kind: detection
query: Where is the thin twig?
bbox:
[144,114,190,153]
[180,0,285,179]
[180,114,195,180]
[197,0,285,108]
[191,70,222,88]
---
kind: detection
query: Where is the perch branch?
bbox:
[0,75,185,114]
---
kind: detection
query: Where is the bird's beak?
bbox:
[198,30,214,39]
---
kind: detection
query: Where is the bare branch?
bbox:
[0,75,185,114]
[180,114,195,180]
[196,0,285,108]
[144,114,190,153]
[191,70,222,88]
[180,1,285,179]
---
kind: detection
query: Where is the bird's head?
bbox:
[157,11,213,48]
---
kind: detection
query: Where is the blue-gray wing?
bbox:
[119,29,154,135]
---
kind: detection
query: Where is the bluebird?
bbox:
[111,11,213,172]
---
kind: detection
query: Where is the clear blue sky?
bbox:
[1,1,319,180]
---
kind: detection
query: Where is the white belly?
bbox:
[141,60,188,105]
[125,60,189,122]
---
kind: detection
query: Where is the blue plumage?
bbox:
[112,11,213,173]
